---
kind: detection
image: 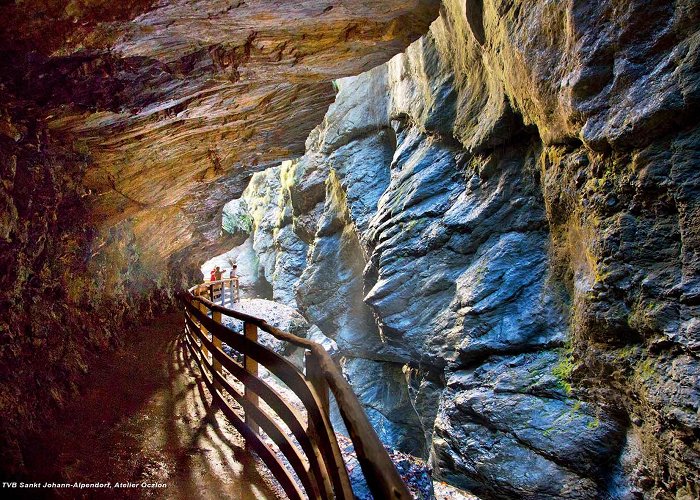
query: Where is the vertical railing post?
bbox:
[211,309,222,394]
[209,284,214,302]
[303,350,335,498]
[197,299,210,360]
[243,321,260,436]
[305,350,329,418]
[221,280,226,305]
[229,279,234,306]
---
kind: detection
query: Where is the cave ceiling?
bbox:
[0,0,440,262]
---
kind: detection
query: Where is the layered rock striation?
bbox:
[217,1,700,498]
[0,0,440,263]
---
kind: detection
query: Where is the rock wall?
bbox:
[219,1,700,498]
[0,0,441,268]
[1,0,696,496]
[0,91,197,476]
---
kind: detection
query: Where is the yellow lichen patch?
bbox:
[564,217,598,291]
[552,350,576,395]
[636,358,657,383]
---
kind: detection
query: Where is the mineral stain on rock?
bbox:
[1,1,699,499]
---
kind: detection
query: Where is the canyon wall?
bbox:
[1,0,697,497]
[0,0,440,264]
[0,91,195,475]
[219,1,700,498]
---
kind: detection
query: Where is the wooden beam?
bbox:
[243,322,260,436]
[184,299,351,498]
[212,309,222,396]
[182,331,304,500]
[306,351,329,418]
[186,313,333,497]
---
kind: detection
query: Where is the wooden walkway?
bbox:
[23,312,280,499]
[21,278,411,499]
[182,279,411,499]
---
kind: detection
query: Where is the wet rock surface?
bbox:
[433,352,623,499]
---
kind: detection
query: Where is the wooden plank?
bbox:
[212,310,223,396]
[185,314,333,498]
[184,291,411,499]
[211,369,320,500]
[304,350,336,497]
[192,301,210,360]
[305,351,329,418]
[215,391,305,500]
[187,325,316,497]
[243,322,260,436]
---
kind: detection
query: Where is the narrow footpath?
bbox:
[22,313,279,500]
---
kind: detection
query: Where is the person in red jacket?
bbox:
[209,267,217,282]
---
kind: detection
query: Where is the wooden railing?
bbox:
[179,282,411,500]
[195,277,240,305]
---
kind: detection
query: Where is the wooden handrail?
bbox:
[202,277,239,286]
[195,277,240,306]
[179,283,411,500]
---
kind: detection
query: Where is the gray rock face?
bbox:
[432,352,623,499]
[340,358,425,457]
[221,162,309,305]
[364,131,563,368]
[222,298,313,369]
[214,0,700,498]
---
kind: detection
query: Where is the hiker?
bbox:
[209,267,217,282]
[214,266,223,281]
[229,265,238,279]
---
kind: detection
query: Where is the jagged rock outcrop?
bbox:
[217,1,700,498]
